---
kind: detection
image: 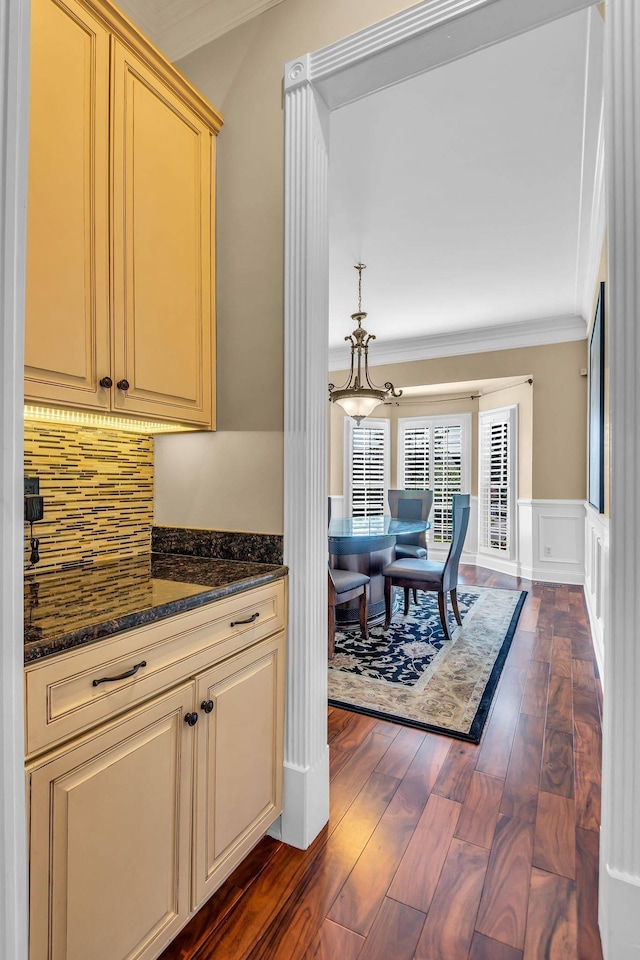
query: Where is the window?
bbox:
[478,405,518,558]
[344,418,390,517]
[398,415,471,543]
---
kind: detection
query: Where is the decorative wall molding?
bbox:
[308,0,595,110]
[163,0,286,63]
[0,0,29,956]
[584,504,607,679]
[452,499,587,584]
[518,499,586,585]
[600,0,640,953]
[328,314,587,371]
[117,0,286,63]
[286,0,603,856]
[282,77,331,848]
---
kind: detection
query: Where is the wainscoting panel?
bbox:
[584,504,608,678]
[518,499,586,585]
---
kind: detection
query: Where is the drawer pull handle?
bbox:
[92,660,147,687]
[201,700,214,714]
[230,612,259,627]
[184,712,199,727]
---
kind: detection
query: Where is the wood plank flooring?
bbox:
[160,567,603,960]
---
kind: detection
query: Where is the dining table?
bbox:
[328,514,430,626]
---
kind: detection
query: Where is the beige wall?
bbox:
[331,339,587,502]
[149,0,418,535]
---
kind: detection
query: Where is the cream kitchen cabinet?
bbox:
[24,0,222,428]
[26,579,286,960]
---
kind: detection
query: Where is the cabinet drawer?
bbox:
[25,579,286,758]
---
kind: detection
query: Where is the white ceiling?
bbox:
[328,7,604,364]
[116,0,285,61]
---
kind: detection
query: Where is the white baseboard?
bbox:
[600,868,640,960]
[278,747,330,850]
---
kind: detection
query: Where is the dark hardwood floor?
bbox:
[160,565,603,960]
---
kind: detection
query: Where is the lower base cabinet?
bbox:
[27,627,286,960]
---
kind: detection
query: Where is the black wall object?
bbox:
[588,282,605,513]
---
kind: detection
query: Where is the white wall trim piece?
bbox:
[600,0,640,953]
[163,0,286,63]
[0,0,29,956]
[328,313,587,371]
[517,499,586,585]
[574,7,606,325]
[285,0,603,854]
[584,504,607,680]
[117,0,287,63]
[307,0,595,110]
[281,73,331,848]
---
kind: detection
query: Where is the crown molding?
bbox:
[117,0,286,63]
[305,0,595,109]
[161,0,286,63]
[328,314,587,370]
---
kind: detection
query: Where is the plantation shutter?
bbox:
[349,421,388,517]
[431,423,463,543]
[403,426,431,489]
[479,407,516,557]
[398,416,469,544]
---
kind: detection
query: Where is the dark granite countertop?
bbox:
[24,553,288,664]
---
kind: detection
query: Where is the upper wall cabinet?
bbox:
[24,0,223,428]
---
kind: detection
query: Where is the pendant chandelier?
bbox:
[328,263,402,424]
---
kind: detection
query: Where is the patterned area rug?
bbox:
[328,585,527,743]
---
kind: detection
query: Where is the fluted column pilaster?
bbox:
[280,57,330,848]
[601,0,640,954]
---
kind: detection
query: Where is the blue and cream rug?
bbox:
[328,585,527,743]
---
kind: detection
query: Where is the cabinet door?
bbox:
[193,633,285,909]
[28,683,195,960]
[25,0,111,409]
[111,40,214,426]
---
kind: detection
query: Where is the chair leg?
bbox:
[412,588,418,605]
[384,577,392,629]
[450,588,462,626]
[359,588,369,641]
[438,590,451,642]
[403,587,410,616]
[328,604,335,659]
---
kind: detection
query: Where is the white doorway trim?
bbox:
[282,0,597,850]
[0,0,30,957]
[284,1,640,955]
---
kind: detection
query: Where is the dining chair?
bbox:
[388,488,434,560]
[328,568,370,659]
[388,488,434,604]
[382,493,471,641]
[327,495,370,659]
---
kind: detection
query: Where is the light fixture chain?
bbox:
[355,262,366,313]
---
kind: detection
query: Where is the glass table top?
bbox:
[328,515,430,539]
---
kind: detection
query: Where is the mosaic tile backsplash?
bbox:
[24,420,153,573]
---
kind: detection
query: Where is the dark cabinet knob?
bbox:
[201,700,214,714]
[184,712,198,727]
[99,376,113,388]
[116,378,130,391]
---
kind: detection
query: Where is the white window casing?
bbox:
[398,414,471,543]
[343,418,390,517]
[478,405,518,560]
